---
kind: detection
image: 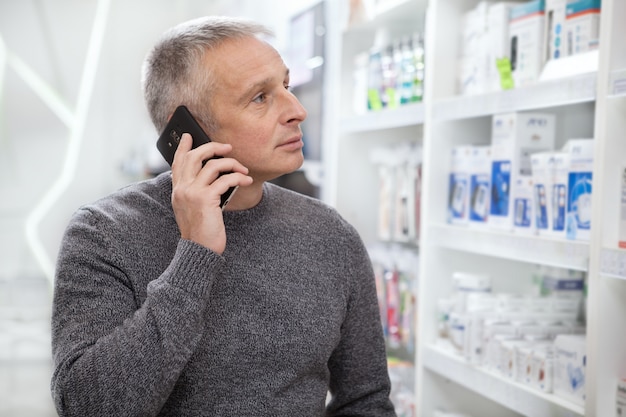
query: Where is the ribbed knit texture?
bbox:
[51,173,395,417]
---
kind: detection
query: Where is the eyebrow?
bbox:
[237,68,290,106]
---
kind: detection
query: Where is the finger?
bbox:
[172,133,193,165]
[173,136,233,180]
[199,157,249,181]
[191,142,233,164]
[171,134,194,182]
[209,172,254,205]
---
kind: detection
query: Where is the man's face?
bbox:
[204,36,307,183]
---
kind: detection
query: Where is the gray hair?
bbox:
[141,16,274,134]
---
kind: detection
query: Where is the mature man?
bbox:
[51,16,395,416]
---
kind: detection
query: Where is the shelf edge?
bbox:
[428,224,589,271]
[433,73,597,121]
[422,344,585,417]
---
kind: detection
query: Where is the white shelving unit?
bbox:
[322,0,625,416]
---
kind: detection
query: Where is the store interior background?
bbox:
[0,0,327,414]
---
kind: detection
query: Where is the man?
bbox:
[51,16,395,416]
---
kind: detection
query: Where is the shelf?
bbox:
[599,247,626,280]
[433,73,597,121]
[428,224,589,271]
[423,344,585,417]
[340,102,425,133]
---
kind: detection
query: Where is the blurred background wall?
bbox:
[0,1,320,414]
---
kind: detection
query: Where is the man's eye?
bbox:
[252,93,267,103]
[253,93,266,103]
[285,84,292,91]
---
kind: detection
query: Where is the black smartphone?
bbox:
[157,105,237,209]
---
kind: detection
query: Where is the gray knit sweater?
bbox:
[51,173,395,417]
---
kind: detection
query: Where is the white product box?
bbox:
[469,146,492,226]
[517,340,553,385]
[617,379,626,417]
[516,344,534,384]
[448,146,473,224]
[461,2,490,59]
[393,144,420,243]
[544,0,568,61]
[459,2,494,95]
[513,175,535,234]
[458,57,481,96]
[448,312,468,353]
[437,297,455,339]
[564,139,594,241]
[453,272,492,313]
[565,0,601,55]
[509,0,546,87]
[554,334,587,406]
[620,166,626,249]
[486,2,519,92]
[466,310,493,364]
[459,5,485,95]
[490,113,556,230]
[530,343,555,392]
[492,334,521,375]
[482,320,517,370]
[502,338,544,380]
[464,294,498,362]
[551,152,571,237]
[531,152,555,235]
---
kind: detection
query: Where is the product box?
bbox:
[531,152,556,235]
[554,334,587,406]
[459,4,488,95]
[509,0,546,87]
[373,147,396,241]
[544,0,568,60]
[489,112,556,230]
[448,312,468,354]
[448,146,473,224]
[620,166,626,249]
[516,344,535,384]
[564,139,594,241]
[530,343,555,392]
[482,319,517,370]
[461,2,503,95]
[393,144,421,243]
[565,0,601,55]
[486,2,520,92]
[502,338,532,380]
[469,146,492,226]
[517,340,553,385]
[513,175,535,234]
[552,152,571,236]
[453,272,492,313]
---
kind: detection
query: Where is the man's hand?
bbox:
[171,133,253,254]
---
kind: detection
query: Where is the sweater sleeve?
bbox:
[325,229,397,416]
[51,207,223,417]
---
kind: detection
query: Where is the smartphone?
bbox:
[157,105,237,209]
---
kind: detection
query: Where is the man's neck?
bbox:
[223,182,264,211]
